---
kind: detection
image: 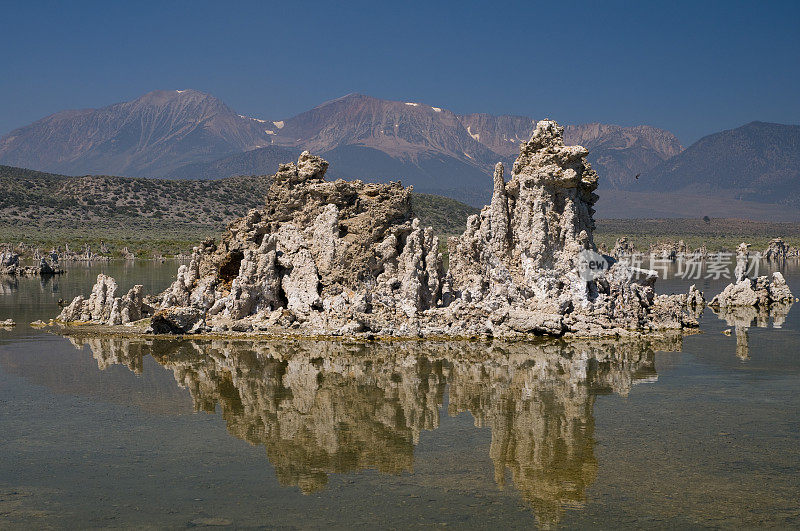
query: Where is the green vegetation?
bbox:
[594,218,800,252]
[0,221,218,258]
[0,165,265,257]
[411,193,479,236]
[0,166,481,257]
[0,165,271,224]
[3,165,798,258]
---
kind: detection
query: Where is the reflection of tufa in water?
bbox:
[0,276,18,295]
[712,302,793,360]
[65,334,682,525]
[57,121,701,339]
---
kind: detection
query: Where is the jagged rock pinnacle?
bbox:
[58,121,701,338]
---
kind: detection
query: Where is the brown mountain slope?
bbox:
[1,90,683,202]
[637,121,800,206]
[0,90,274,177]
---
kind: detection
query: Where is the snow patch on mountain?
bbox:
[239,114,267,123]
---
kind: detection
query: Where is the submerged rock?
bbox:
[149,306,205,334]
[56,122,700,338]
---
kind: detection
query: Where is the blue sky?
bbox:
[1,0,798,144]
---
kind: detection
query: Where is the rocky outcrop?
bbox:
[686,284,705,310]
[58,274,151,325]
[0,250,63,277]
[150,306,205,334]
[56,121,700,338]
[36,257,60,275]
[710,271,793,308]
[443,120,696,336]
[710,242,793,309]
[763,238,789,261]
[611,237,635,258]
[1,251,19,268]
[736,242,750,260]
[648,240,689,261]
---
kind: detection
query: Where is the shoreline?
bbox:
[50,319,702,343]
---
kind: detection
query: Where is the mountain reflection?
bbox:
[65,334,683,525]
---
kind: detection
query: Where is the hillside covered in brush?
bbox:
[0,165,477,236]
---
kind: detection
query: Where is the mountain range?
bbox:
[0,90,682,204]
[0,89,797,217]
[0,90,274,177]
[637,121,800,207]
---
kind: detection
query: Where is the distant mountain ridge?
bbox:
[3,90,798,215]
[564,123,684,189]
[0,90,683,204]
[0,89,274,177]
[264,93,683,195]
[166,145,297,180]
[637,121,800,206]
[269,93,500,165]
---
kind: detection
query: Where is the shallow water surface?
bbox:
[0,261,799,528]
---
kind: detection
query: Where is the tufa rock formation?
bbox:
[1,249,63,277]
[763,238,788,261]
[648,240,690,261]
[611,237,635,259]
[1,251,18,269]
[445,120,698,335]
[57,121,700,338]
[710,272,793,309]
[762,238,800,261]
[710,244,794,308]
[58,274,151,325]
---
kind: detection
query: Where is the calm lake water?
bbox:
[1,260,799,528]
